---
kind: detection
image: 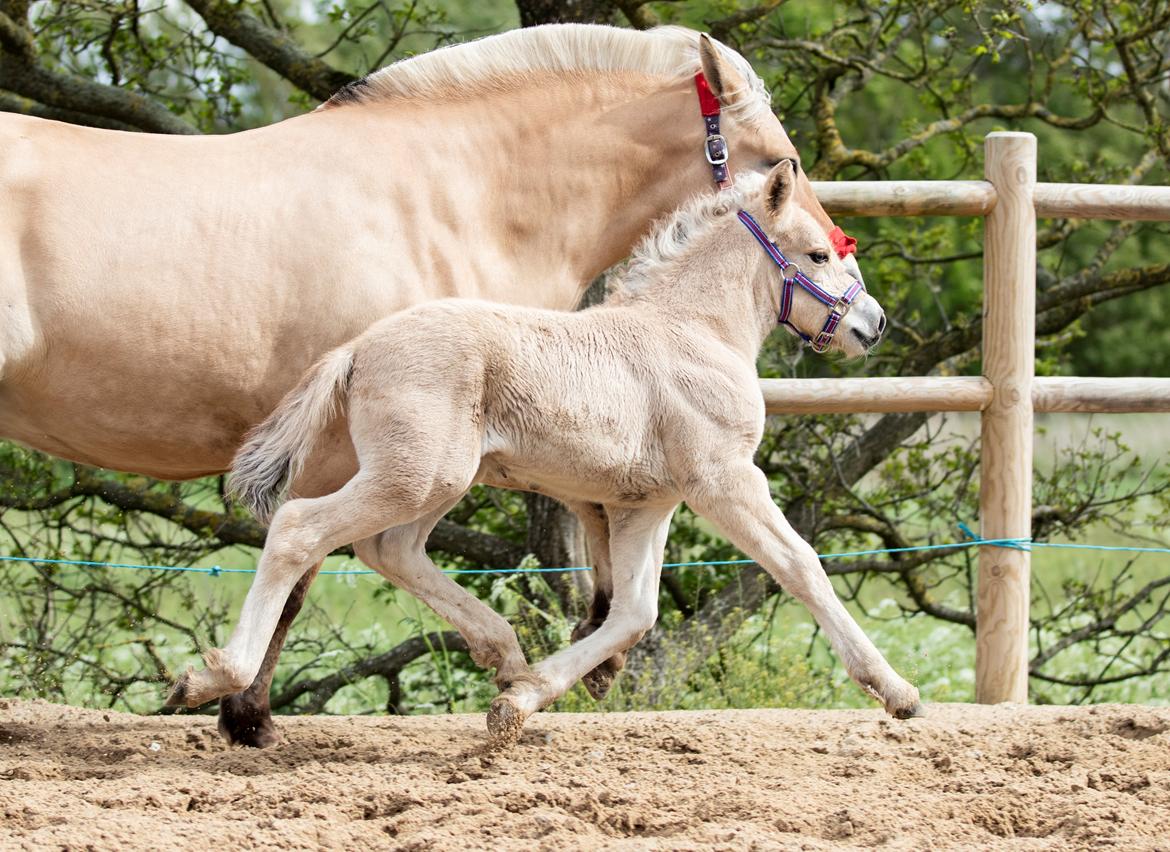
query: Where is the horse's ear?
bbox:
[765,158,798,217]
[698,34,749,108]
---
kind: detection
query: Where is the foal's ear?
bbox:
[764,158,798,217]
[698,34,750,108]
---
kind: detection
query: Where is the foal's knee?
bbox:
[615,601,658,649]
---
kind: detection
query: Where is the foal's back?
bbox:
[343,298,764,504]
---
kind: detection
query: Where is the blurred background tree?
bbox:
[1,0,1168,715]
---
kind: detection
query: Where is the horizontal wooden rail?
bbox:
[762,377,992,414]
[1034,183,1170,221]
[761,376,1170,415]
[812,181,996,217]
[812,181,1170,221]
[1031,377,1170,412]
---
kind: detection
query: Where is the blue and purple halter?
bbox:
[737,210,865,353]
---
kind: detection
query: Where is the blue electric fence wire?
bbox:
[2,533,1166,578]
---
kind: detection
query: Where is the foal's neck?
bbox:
[620,221,778,364]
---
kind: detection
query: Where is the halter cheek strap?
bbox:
[694,72,731,189]
[738,210,865,353]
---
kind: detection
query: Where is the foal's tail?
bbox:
[230,347,355,524]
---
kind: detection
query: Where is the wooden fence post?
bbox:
[976,132,1037,703]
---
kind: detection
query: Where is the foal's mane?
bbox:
[320,24,769,120]
[611,171,766,302]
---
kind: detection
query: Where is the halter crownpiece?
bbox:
[694,72,731,189]
[737,210,865,353]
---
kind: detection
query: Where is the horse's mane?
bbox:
[610,171,766,302]
[320,24,769,121]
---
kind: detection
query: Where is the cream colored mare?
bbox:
[167,161,922,742]
[0,24,859,744]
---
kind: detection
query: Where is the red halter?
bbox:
[693,72,858,260]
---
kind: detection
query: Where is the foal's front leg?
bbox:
[563,500,627,699]
[688,463,922,719]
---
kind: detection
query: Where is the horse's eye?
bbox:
[810,251,830,265]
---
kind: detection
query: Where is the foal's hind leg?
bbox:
[489,505,675,743]
[218,433,357,747]
[564,501,626,699]
[167,472,425,709]
[216,565,318,748]
[355,513,533,691]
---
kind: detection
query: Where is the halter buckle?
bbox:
[831,293,854,317]
[810,330,835,353]
[704,134,729,166]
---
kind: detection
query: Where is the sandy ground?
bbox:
[0,699,1167,850]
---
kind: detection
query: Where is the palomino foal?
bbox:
[168,160,921,739]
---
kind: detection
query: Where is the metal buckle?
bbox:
[704,134,729,165]
[831,295,854,317]
[811,330,835,353]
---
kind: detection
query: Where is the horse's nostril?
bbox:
[877,312,887,336]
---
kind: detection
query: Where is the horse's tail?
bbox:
[230,347,355,524]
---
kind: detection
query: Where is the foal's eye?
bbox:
[809,251,830,265]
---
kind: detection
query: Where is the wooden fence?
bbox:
[773,131,1170,704]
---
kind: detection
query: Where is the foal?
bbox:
[168,160,922,739]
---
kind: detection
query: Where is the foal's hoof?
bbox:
[165,668,196,708]
[582,665,617,701]
[218,695,281,749]
[893,701,926,720]
[486,697,527,749]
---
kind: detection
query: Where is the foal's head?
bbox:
[745,159,886,359]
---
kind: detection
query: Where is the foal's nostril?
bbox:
[877,312,887,336]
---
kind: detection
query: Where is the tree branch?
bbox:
[269,630,469,712]
[183,0,355,102]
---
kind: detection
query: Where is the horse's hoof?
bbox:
[218,715,281,748]
[894,701,926,720]
[486,697,526,748]
[582,667,615,701]
[217,695,281,748]
[164,669,192,708]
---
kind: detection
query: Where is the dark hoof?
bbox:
[217,694,281,748]
[486,697,525,749]
[894,702,926,720]
[164,670,191,708]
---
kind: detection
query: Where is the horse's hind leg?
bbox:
[355,514,532,691]
[565,501,626,700]
[167,471,426,709]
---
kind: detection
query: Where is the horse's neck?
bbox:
[311,75,708,311]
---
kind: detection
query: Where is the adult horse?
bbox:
[0,24,859,745]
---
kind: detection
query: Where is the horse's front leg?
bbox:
[489,504,676,744]
[215,565,318,748]
[687,462,922,719]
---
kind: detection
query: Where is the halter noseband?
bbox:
[737,210,865,353]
